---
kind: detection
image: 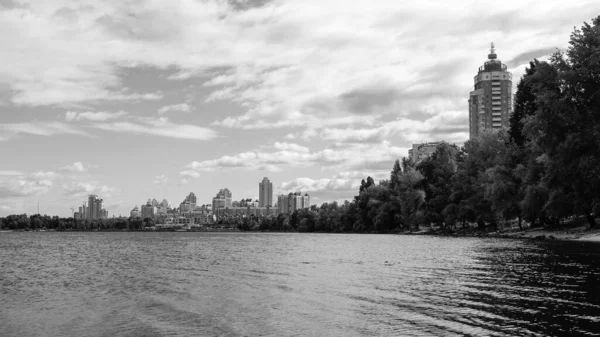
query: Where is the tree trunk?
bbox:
[585,213,597,228]
[518,215,523,230]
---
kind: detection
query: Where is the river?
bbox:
[1,232,599,336]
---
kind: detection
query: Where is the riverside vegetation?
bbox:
[2,17,599,235]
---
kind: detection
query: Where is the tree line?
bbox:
[0,214,158,231]
[2,17,599,234]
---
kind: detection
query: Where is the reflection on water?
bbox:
[1,233,599,337]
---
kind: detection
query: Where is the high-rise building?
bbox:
[130,206,141,218]
[141,201,157,219]
[187,193,197,205]
[80,195,107,219]
[212,188,232,211]
[160,199,169,208]
[259,177,273,207]
[469,43,512,139]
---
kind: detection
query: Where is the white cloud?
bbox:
[184,141,407,176]
[2,0,587,122]
[180,170,201,178]
[288,110,469,145]
[62,181,118,198]
[153,174,169,184]
[90,117,217,140]
[273,142,309,153]
[0,171,55,199]
[65,110,128,122]
[60,162,88,173]
[0,121,89,139]
[279,177,361,193]
[157,103,191,114]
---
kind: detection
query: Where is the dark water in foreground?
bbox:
[1,233,599,337]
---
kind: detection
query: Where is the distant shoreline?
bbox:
[3,225,600,242]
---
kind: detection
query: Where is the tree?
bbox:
[509,60,539,146]
[417,143,459,228]
[524,16,600,227]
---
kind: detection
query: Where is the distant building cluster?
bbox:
[74,195,108,219]
[125,177,311,228]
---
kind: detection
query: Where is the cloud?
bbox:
[60,162,89,173]
[153,174,168,184]
[183,141,407,176]
[62,181,118,198]
[157,103,191,114]
[284,110,469,145]
[227,0,274,11]
[279,177,361,193]
[338,85,399,115]
[0,0,28,10]
[273,142,309,153]
[277,170,390,202]
[0,171,54,199]
[90,117,217,140]
[1,0,594,135]
[505,47,557,68]
[0,121,89,140]
[180,170,201,178]
[65,111,128,122]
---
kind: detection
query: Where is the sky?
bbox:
[0,0,598,217]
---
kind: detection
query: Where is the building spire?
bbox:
[488,42,497,60]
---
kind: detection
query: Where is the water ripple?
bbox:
[0,233,599,337]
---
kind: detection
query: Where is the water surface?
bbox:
[1,232,599,336]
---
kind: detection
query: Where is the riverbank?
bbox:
[410,223,600,242]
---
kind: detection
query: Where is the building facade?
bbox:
[408,141,457,164]
[141,201,157,219]
[212,188,232,211]
[277,192,310,214]
[75,195,108,219]
[469,43,512,139]
[130,206,141,218]
[259,177,273,207]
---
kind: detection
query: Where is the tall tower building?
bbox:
[259,177,273,207]
[469,43,512,139]
[88,195,98,219]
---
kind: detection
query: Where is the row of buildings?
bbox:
[409,43,512,164]
[129,177,311,224]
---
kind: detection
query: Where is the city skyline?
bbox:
[1,1,599,217]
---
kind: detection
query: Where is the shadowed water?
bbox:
[1,232,599,336]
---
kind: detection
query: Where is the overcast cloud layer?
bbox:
[1,0,598,216]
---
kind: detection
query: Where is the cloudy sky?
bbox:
[0,0,597,217]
